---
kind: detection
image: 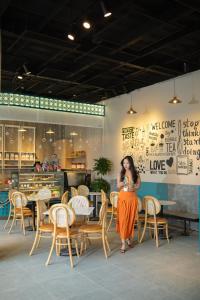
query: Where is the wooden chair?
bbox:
[29,199,54,256]
[68,195,89,208]
[79,190,110,259]
[61,191,69,204]
[8,191,33,235]
[45,204,80,268]
[139,196,169,247]
[4,189,18,230]
[107,191,118,232]
[37,187,51,207]
[77,185,89,197]
[134,197,144,241]
[71,187,78,197]
[68,195,89,226]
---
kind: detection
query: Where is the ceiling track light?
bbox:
[23,64,31,75]
[83,21,91,29]
[100,1,112,18]
[67,33,75,41]
[169,79,182,104]
[17,74,23,80]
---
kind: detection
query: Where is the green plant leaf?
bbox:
[93,157,112,176]
[90,178,110,193]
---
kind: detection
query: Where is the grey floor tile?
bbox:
[0,220,200,300]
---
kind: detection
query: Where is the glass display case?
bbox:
[18,171,64,198]
[0,169,18,191]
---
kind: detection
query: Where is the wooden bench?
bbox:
[163,210,199,235]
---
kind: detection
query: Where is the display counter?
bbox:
[0,169,91,217]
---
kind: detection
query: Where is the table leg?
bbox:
[26,201,36,231]
[159,205,172,240]
[89,195,99,220]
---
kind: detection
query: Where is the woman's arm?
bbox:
[134,174,141,190]
[117,174,124,190]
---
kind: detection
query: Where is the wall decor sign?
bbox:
[121,118,200,184]
[0,93,105,116]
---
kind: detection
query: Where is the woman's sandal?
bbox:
[120,245,126,254]
[126,239,134,248]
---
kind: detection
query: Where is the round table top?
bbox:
[159,200,176,206]
[89,192,102,196]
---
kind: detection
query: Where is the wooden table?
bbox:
[159,200,176,239]
[27,194,57,230]
[159,200,176,215]
[43,206,94,216]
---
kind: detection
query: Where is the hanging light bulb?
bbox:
[46,128,55,134]
[168,96,182,104]
[127,106,137,114]
[169,79,182,104]
[18,127,27,132]
[127,94,137,114]
[70,132,78,136]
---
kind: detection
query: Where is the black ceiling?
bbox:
[1,0,200,103]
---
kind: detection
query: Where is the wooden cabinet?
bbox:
[0,124,35,169]
[19,126,35,168]
[66,150,86,170]
[4,125,19,169]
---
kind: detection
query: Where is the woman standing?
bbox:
[116,156,141,253]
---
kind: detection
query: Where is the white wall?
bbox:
[0,106,104,128]
[102,69,200,185]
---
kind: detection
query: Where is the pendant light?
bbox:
[18,127,27,132]
[46,128,55,134]
[169,79,182,104]
[127,93,137,114]
[18,122,27,132]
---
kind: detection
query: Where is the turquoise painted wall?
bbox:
[138,182,168,200]
[0,191,10,217]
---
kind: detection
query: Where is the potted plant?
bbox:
[90,157,112,193]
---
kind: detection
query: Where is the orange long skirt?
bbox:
[116,191,138,240]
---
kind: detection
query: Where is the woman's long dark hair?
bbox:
[120,156,138,183]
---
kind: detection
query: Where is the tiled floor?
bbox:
[0,220,200,300]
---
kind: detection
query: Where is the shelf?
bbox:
[19,187,60,192]
[66,168,87,171]
[19,180,59,184]
[4,151,19,153]
[21,160,35,161]
[4,159,19,161]
[66,156,86,159]
[19,173,61,176]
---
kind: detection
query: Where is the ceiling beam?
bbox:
[3,30,175,78]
